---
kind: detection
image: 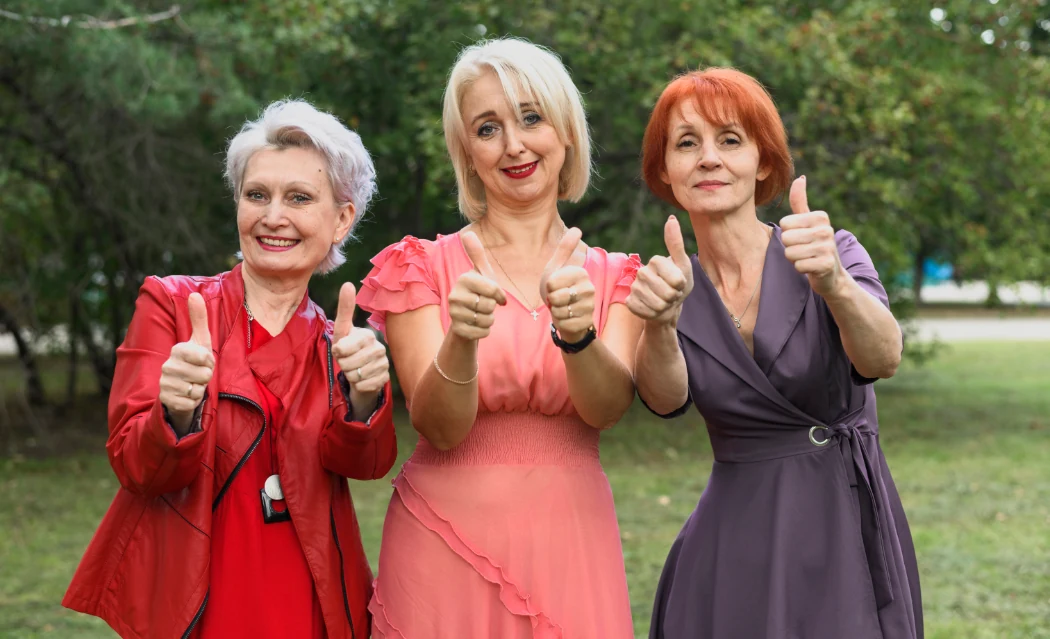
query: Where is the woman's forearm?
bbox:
[824,273,903,379]
[408,332,481,450]
[562,338,636,429]
[634,321,689,415]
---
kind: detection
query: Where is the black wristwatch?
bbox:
[550,323,597,354]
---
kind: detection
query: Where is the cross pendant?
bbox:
[530,309,539,321]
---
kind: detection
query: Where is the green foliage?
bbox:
[1,0,1048,394]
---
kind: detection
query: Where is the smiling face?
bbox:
[236,146,354,280]
[661,99,771,218]
[460,70,566,213]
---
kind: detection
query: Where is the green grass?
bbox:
[2,342,1049,638]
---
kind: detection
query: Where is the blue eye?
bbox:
[291,193,311,204]
[478,123,497,137]
[523,112,542,126]
[246,190,265,201]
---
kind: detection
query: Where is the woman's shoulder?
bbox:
[141,271,227,303]
[585,245,642,277]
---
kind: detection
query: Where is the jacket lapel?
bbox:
[676,226,813,421]
[751,225,812,378]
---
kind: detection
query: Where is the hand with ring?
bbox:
[449,231,507,341]
[539,228,595,343]
[159,293,215,435]
[625,215,694,327]
[331,283,391,418]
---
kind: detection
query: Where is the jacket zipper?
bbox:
[323,333,334,408]
[181,392,266,638]
[330,506,357,639]
[180,592,208,639]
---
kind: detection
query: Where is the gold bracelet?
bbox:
[432,355,479,385]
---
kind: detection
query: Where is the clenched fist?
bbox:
[780,176,847,298]
[539,227,595,344]
[332,282,390,418]
[625,215,694,327]
[449,231,507,341]
[159,292,214,435]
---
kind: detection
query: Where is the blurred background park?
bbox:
[0,1,1048,637]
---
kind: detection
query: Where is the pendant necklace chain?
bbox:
[700,224,772,329]
[479,221,566,321]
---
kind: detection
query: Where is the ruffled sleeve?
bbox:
[610,253,642,305]
[356,236,441,337]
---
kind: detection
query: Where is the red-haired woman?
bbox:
[626,68,922,638]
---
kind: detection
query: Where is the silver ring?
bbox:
[569,287,578,304]
[809,425,830,447]
[473,294,480,311]
[186,383,194,397]
[471,311,477,325]
[356,368,363,381]
[568,305,574,319]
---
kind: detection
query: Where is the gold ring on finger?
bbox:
[569,287,578,304]
[356,368,363,381]
[186,383,194,397]
[472,311,477,326]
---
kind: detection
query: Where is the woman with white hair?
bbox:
[357,38,640,638]
[63,99,397,639]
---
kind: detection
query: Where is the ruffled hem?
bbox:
[356,236,441,336]
[368,591,406,639]
[384,471,564,638]
[611,253,642,305]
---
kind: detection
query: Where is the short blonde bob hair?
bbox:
[225,99,377,274]
[442,37,591,220]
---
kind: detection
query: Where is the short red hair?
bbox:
[642,68,794,209]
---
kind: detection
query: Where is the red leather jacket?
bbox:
[63,264,396,639]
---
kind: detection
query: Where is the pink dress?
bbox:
[357,233,640,639]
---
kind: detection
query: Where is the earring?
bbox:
[468,164,476,175]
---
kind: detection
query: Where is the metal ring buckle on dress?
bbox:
[809,425,831,446]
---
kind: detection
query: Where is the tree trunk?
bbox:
[0,302,46,406]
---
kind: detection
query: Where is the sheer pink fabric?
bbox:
[357,233,639,638]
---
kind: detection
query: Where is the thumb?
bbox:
[461,232,496,278]
[188,293,212,350]
[789,175,810,215]
[333,282,357,341]
[546,227,584,272]
[664,215,691,270]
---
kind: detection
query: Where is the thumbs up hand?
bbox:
[625,215,695,327]
[449,231,507,341]
[332,283,390,409]
[160,292,215,434]
[541,228,595,343]
[779,176,846,298]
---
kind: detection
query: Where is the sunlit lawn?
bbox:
[1,342,1048,638]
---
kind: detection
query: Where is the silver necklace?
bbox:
[700,225,771,329]
[478,222,566,321]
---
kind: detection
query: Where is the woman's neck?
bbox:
[241,264,310,336]
[690,205,771,291]
[473,199,565,256]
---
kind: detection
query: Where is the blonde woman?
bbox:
[357,38,641,638]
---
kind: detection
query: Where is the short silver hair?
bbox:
[443,37,592,220]
[225,99,377,274]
